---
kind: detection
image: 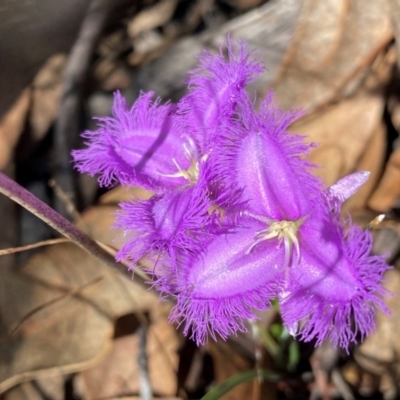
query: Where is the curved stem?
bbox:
[0,172,129,277]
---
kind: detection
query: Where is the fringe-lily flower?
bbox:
[216,91,322,268]
[163,172,389,350]
[73,38,390,351]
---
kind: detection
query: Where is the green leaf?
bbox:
[201,369,280,400]
[270,323,283,339]
[258,325,279,357]
[280,327,291,342]
[287,340,300,372]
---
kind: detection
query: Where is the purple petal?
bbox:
[280,212,389,350]
[226,93,322,220]
[72,91,196,191]
[168,221,284,345]
[177,38,264,153]
[325,171,370,210]
[115,172,217,269]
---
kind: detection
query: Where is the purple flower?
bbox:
[158,173,389,349]
[210,92,323,269]
[72,38,390,351]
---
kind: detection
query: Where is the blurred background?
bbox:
[1,0,400,399]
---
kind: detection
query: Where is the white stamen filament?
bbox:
[157,139,203,185]
[246,217,306,269]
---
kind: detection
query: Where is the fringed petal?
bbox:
[177,38,264,154]
[324,171,370,212]
[234,93,322,220]
[72,91,193,191]
[165,221,284,345]
[280,212,389,351]
[115,169,220,270]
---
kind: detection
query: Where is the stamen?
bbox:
[283,235,292,270]
[246,217,306,267]
[156,140,202,184]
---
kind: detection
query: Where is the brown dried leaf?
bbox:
[292,92,384,186]
[80,318,178,398]
[128,0,179,38]
[0,246,113,394]
[0,89,30,170]
[30,54,66,140]
[0,241,147,394]
[369,147,400,212]
[0,189,166,394]
[273,0,393,111]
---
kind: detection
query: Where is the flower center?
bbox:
[158,139,205,185]
[246,214,306,269]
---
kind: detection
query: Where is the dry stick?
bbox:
[0,238,69,256]
[0,236,151,282]
[8,276,103,336]
[0,238,149,284]
[48,178,83,223]
[0,172,133,279]
[53,0,113,217]
[138,324,153,400]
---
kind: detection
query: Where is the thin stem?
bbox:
[138,323,153,400]
[0,238,69,256]
[0,172,129,277]
[9,276,103,336]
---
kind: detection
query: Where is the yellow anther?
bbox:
[247,216,306,269]
[157,141,203,185]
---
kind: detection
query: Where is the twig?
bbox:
[0,172,129,277]
[331,368,355,400]
[138,323,153,400]
[0,238,69,256]
[53,0,113,217]
[8,276,103,336]
[48,179,83,223]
